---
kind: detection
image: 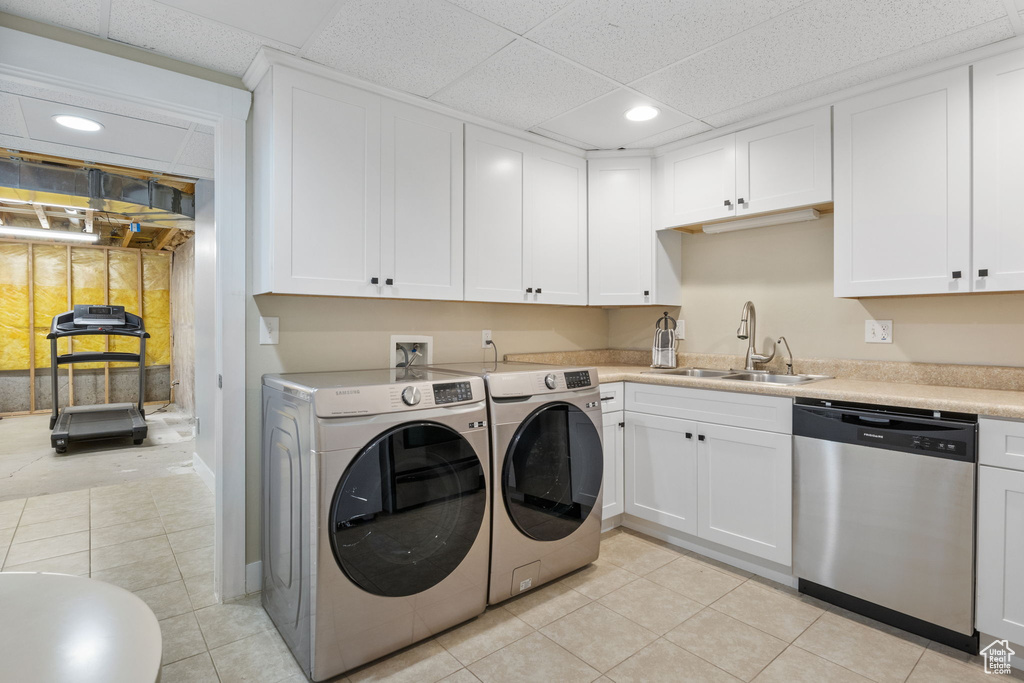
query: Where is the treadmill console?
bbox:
[73,304,126,327]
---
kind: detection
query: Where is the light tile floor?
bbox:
[3,487,1020,683]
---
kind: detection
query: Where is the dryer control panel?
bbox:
[486,367,598,399]
[433,381,474,405]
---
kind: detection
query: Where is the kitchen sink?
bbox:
[647,367,735,378]
[720,372,830,385]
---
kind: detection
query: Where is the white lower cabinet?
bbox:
[601,411,625,518]
[697,422,792,565]
[623,383,793,565]
[977,416,1024,646]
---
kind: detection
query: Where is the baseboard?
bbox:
[622,515,797,588]
[193,451,215,493]
[246,561,262,594]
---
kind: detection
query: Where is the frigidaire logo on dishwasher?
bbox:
[862,432,885,439]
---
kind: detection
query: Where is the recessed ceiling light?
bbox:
[625,105,659,122]
[52,115,104,132]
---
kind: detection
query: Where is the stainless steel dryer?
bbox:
[429,362,603,604]
[261,369,490,681]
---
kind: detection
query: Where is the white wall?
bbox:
[193,181,215,474]
[609,214,1024,367]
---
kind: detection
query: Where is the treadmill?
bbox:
[47,305,150,454]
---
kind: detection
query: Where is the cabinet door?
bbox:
[974,51,1024,293]
[655,135,735,229]
[624,412,697,534]
[527,147,588,305]
[380,100,464,301]
[272,67,381,297]
[697,422,791,565]
[464,125,529,303]
[602,411,625,518]
[977,466,1024,645]
[735,107,832,216]
[588,157,653,306]
[834,67,970,297]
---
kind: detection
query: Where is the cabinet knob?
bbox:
[951,271,961,279]
[979,269,989,278]
[737,198,746,207]
[697,434,706,441]
[385,278,394,285]
[685,432,693,439]
[724,200,732,208]
[536,288,543,294]
[618,422,624,428]
[526,287,533,293]
[370,276,379,284]
[644,290,650,296]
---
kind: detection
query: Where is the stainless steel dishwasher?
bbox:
[793,398,978,653]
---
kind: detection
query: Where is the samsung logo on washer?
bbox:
[335,389,360,395]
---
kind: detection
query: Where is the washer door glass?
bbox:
[329,422,486,597]
[503,402,602,541]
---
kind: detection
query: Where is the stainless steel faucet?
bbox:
[736,301,776,371]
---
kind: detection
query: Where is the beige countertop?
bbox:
[594,365,1024,420]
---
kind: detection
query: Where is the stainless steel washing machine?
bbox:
[429,362,603,604]
[260,368,490,681]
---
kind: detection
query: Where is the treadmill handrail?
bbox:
[47,310,149,339]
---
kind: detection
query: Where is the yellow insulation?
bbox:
[142,251,171,366]
[33,245,69,368]
[0,243,29,371]
[0,241,173,376]
[108,250,141,367]
[71,248,107,369]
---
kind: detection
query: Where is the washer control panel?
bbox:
[565,370,592,389]
[433,381,474,404]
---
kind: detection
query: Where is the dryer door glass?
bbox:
[329,422,486,597]
[503,402,602,541]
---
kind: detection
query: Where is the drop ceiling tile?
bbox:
[108,0,297,77]
[303,0,513,97]
[633,0,1007,119]
[621,120,714,149]
[526,0,808,84]
[19,97,189,162]
[0,79,192,129]
[0,92,25,137]
[446,0,575,34]
[152,0,339,47]
[175,130,214,170]
[0,0,102,35]
[701,18,1015,128]
[0,134,173,173]
[432,40,615,129]
[538,88,696,149]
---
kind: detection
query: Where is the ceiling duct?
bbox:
[0,158,195,228]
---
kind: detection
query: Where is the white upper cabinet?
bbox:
[380,99,464,301]
[833,67,971,297]
[253,65,381,297]
[465,125,588,305]
[589,157,682,307]
[588,157,653,306]
[734,107,832,217]
[527,148,588,306]
[655,136,735,228]
[974,50,1024,293]
[251,63,463,300]
[654,107,831,230]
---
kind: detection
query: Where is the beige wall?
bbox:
[242,296,608,562]
[609,214,1024,367]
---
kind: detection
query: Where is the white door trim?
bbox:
[0,26,252,601]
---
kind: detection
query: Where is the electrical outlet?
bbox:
[259,316,279,345]
[865,319,893,344]
[481,329,492,349]
[676,320,686,340]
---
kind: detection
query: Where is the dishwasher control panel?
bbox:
[857,428,966,456]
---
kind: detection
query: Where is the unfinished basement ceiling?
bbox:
[2,0,1023,149]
